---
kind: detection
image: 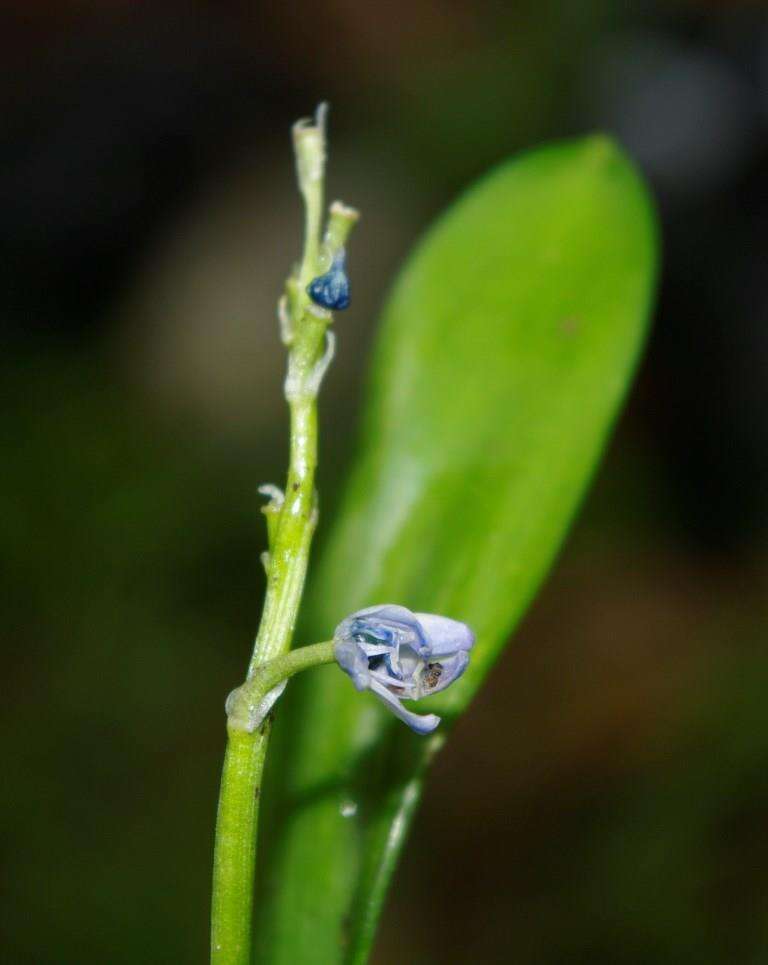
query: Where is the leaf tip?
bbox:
[578,131,626,166]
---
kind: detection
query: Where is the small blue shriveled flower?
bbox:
[334,604,475,734]
[307,249,350,310]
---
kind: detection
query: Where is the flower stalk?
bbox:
[210,105,357,965]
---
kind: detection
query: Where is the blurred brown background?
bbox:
[3,2,768,963]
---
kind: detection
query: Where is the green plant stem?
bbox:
[249,639,336,695]
[211,726,270,965]
[211,296,321,965]
[211,641,335,963]
[246,372,322,677]
[210,104,357,965]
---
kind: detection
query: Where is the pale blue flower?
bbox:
[334,604,474,734]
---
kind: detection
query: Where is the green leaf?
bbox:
[256,136,659,963]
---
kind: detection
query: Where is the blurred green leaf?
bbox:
[256,137,658,963]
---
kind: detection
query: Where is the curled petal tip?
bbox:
[369,679,441,734]
[406,713,441,735]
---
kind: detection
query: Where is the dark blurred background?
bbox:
[3,1,768,962]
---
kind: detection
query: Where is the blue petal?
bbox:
[334,637,369,691]
[344,604,430,658]
[353,603,421,630]
[307,250,350,310]
[414,613,475,657]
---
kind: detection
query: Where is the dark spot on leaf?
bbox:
[340,913,352,949]
[560,316,581,336]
